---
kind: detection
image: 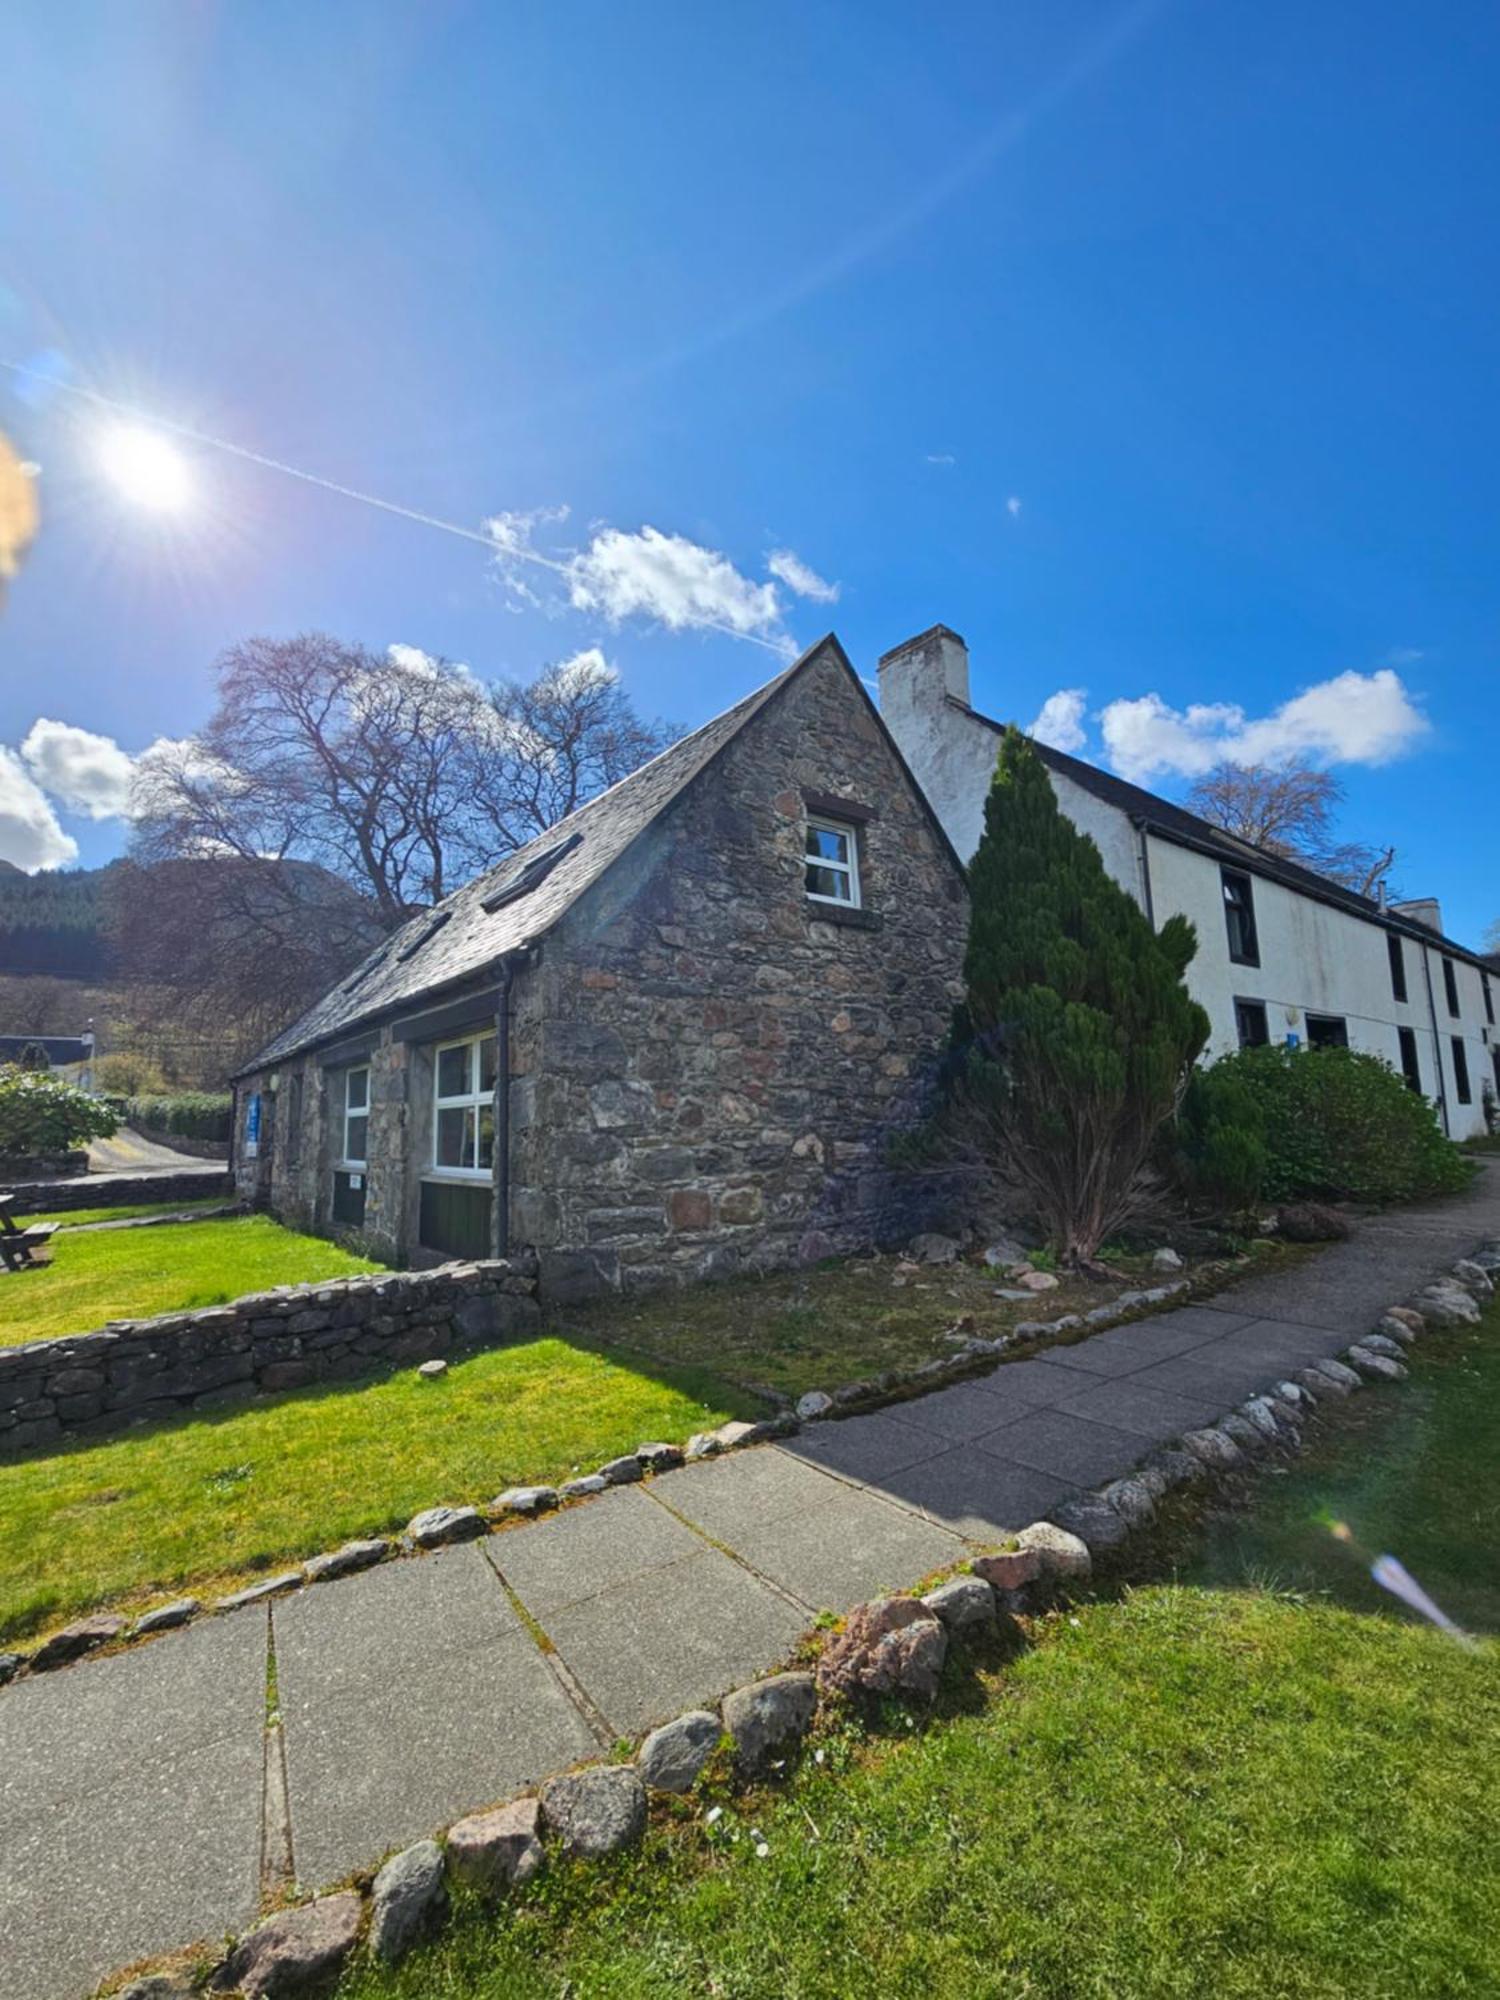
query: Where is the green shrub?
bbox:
[0,1064,119,1160]
[1173,1064,1268,1214]
[124,1091,233,1143]
[1184,1045,1468,1206]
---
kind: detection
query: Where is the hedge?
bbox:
[1176,1045,1469,1209]
[123,1092,234,1144]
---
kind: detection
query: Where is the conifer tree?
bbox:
[952,727,1209,1266]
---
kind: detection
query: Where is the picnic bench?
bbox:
[0,1192,58,1272]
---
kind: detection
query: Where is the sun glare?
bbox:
[98,423,192,512]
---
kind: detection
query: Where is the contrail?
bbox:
[0,357,794,655]
[1,355,506,552]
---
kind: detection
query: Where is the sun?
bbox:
[98,423,192,512]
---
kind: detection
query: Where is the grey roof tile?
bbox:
[238,643,817,1071]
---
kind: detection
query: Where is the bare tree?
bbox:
[105,856,384,1083]
[1185,758,1397,899]
[460,650,678,865]
[133,633,678,928]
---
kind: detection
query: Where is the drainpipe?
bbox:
[1418,941,1450,1136]
[227,1080,238,1179]
[1131,817,1157,927]
[492,959,515,1260]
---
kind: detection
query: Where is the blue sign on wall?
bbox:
[245,1092,262,1159]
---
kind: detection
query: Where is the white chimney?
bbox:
[877,624,991,861]
[878,624,971,723]
[1390,897,1444,934]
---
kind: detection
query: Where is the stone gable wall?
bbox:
[513,648,969,1297]
[0,1258,538,1455]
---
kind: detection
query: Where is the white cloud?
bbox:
[1028,688,1089,753]
[766,548,840,604]
[20,718,135,820]
[1098,669,1430,785]
[0,746,78,870]
[1006,496,1023,518]
[925,452,956,466]
[542,647,620,703]
[564,525,789,648]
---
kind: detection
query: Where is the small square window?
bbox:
[1221,868,1259,967]
[1306,1014,1348,1050]
[805,817,861,908]
[1234,998,1269,1048]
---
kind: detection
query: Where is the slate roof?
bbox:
[238,642,823,1073]
[960,702,1493,972]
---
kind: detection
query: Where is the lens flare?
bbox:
[98,424,192,512]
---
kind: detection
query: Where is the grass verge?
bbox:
[334,1589,1498,2000]
[0,1336,752,1643]
[330,1297,1500,2000]
[0,1214,382,1347]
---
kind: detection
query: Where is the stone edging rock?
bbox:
[98,1240,1498,1998]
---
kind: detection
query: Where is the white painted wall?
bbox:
[879,630,1497,1141]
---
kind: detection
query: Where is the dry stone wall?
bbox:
[0,1257,538,1454]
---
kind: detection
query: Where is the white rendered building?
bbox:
[879,624,1496,1141]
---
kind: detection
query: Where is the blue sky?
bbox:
[1,2,1495,940]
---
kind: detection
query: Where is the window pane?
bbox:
[437,1044,469,1100]
[479,1034,498,1094]
[806,824,850,864]
[806,862,853,902]
[477,1103,495,1171]
[344,1113,368,1165]
[346,1066,369,1111]
[436,1105,474,1168]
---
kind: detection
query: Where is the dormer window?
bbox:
[805,817,861,908]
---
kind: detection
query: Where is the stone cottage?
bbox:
[232,637,968,1296]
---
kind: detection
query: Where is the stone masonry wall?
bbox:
[8,1165,232,1215]
[0,1257,538,1455]
[514,646,969,1298]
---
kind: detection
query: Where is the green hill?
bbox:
[0,862,114,978]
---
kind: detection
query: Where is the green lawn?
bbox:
[0,1336,751,1643]
[27,1197,231,1230]
[331,1300,1500,2000]
[0,1214,382,1347]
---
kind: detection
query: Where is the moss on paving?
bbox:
[0,1213,382,1347]
[0,1336,752,1643]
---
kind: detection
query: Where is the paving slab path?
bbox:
[3,1165,1496,2000]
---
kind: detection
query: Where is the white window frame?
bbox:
[430,1032,498,1182]
[805,815,862,909]
[339,1065,369,1170]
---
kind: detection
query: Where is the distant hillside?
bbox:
[0,860,115,977]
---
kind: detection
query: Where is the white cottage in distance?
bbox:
[879,624,1497,1142]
